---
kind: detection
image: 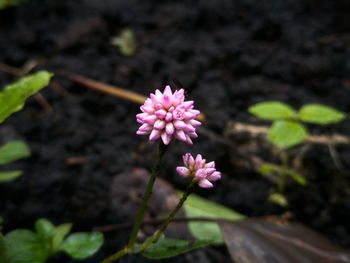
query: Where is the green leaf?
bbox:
[0,140,31,165]
[0,171,23,183]
[4,230,49,263]
[258,164,307,186]
[286,170,307,186]
[0,71,53,124]
[258,163,281,176]
[268,120,308,149]
[180,193,245,245]
[268,193,288,207]
[0,233,9,263]
[143,238,212,260]
[298,104,346,125]
[249,101,297,121]
[52,223,72,253]
[60,232,104,260]
[0,0,23,9]
[35,219,55,241]
[111,29,137,56]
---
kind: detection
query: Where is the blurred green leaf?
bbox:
[0,0,24,9]
[287,170,307,186]
[0,171,23,183]
[143,238,212,259]
[0,140,30,165]
[249,101,297,121]
[180,193,244,245]
[268,120,308,149]
[4,230,49,263]
[258,163,281,176]
[0,233,9,263]
[52,223,72,253]
[0,71,53,124]
[35,219,55,241]
[258,163,307,186]
[298,104,346,125]
[111,29,137,57]
[269,193,288,207]
[60,232,103,260]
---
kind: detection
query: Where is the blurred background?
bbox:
[0,0,349,262]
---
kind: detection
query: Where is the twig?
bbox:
[226,121,349,145]
[59,70,206,122]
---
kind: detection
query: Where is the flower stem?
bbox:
[127,142,167,249]
[100,142,167,263]
[138,180,196,252]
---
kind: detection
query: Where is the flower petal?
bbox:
[198,179,213,188]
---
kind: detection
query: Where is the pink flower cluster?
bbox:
[176,153,221,188]
[136,86,201,145]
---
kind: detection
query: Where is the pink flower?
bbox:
[176,153,221,188]
[136,85,201,145]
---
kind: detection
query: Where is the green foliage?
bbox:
[298,104,346,125]
[180,193,244,245]
[143,238,212,260]
[248,101,297,121]
[249,101,346,149]
[0,140,31,183]
[0,71,53,124]
[259,163,307,186]
[111,29,137,56]
[4,218,103,263]
[0,140,30,165]
[0,0,25,9]
[0,171,23,183]
[268,193,288,207]
[267,120,308,149]
[5,230,50,263]
[60,232,104,260]
[0,233,9,263]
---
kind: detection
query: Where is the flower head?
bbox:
[176,153,221,188]
[136,85,201,145]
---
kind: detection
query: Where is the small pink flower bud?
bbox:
[176,153,221,188]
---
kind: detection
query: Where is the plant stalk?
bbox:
[278,150,289,193]
[138,180,196,252]
[101,142,167,263]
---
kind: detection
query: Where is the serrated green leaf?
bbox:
[180,193,244,245]
[0,140,30,165]
[268,120,308,149]
[4,230,49,263]
[0,71,53,124]
[0,171,23,183]
[60,232,103,260]
[143,238,212,259]
[249,101,297,121]
[298,104,346,125]
[52,223,72,253]
[35,219,55,242]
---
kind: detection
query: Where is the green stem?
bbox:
[127,142,167,248]
[278,150,289,193]
[100,142,167,263]
[101,247,129,263]
[138,180,196,252]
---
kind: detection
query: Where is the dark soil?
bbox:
[0,0,350,262]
